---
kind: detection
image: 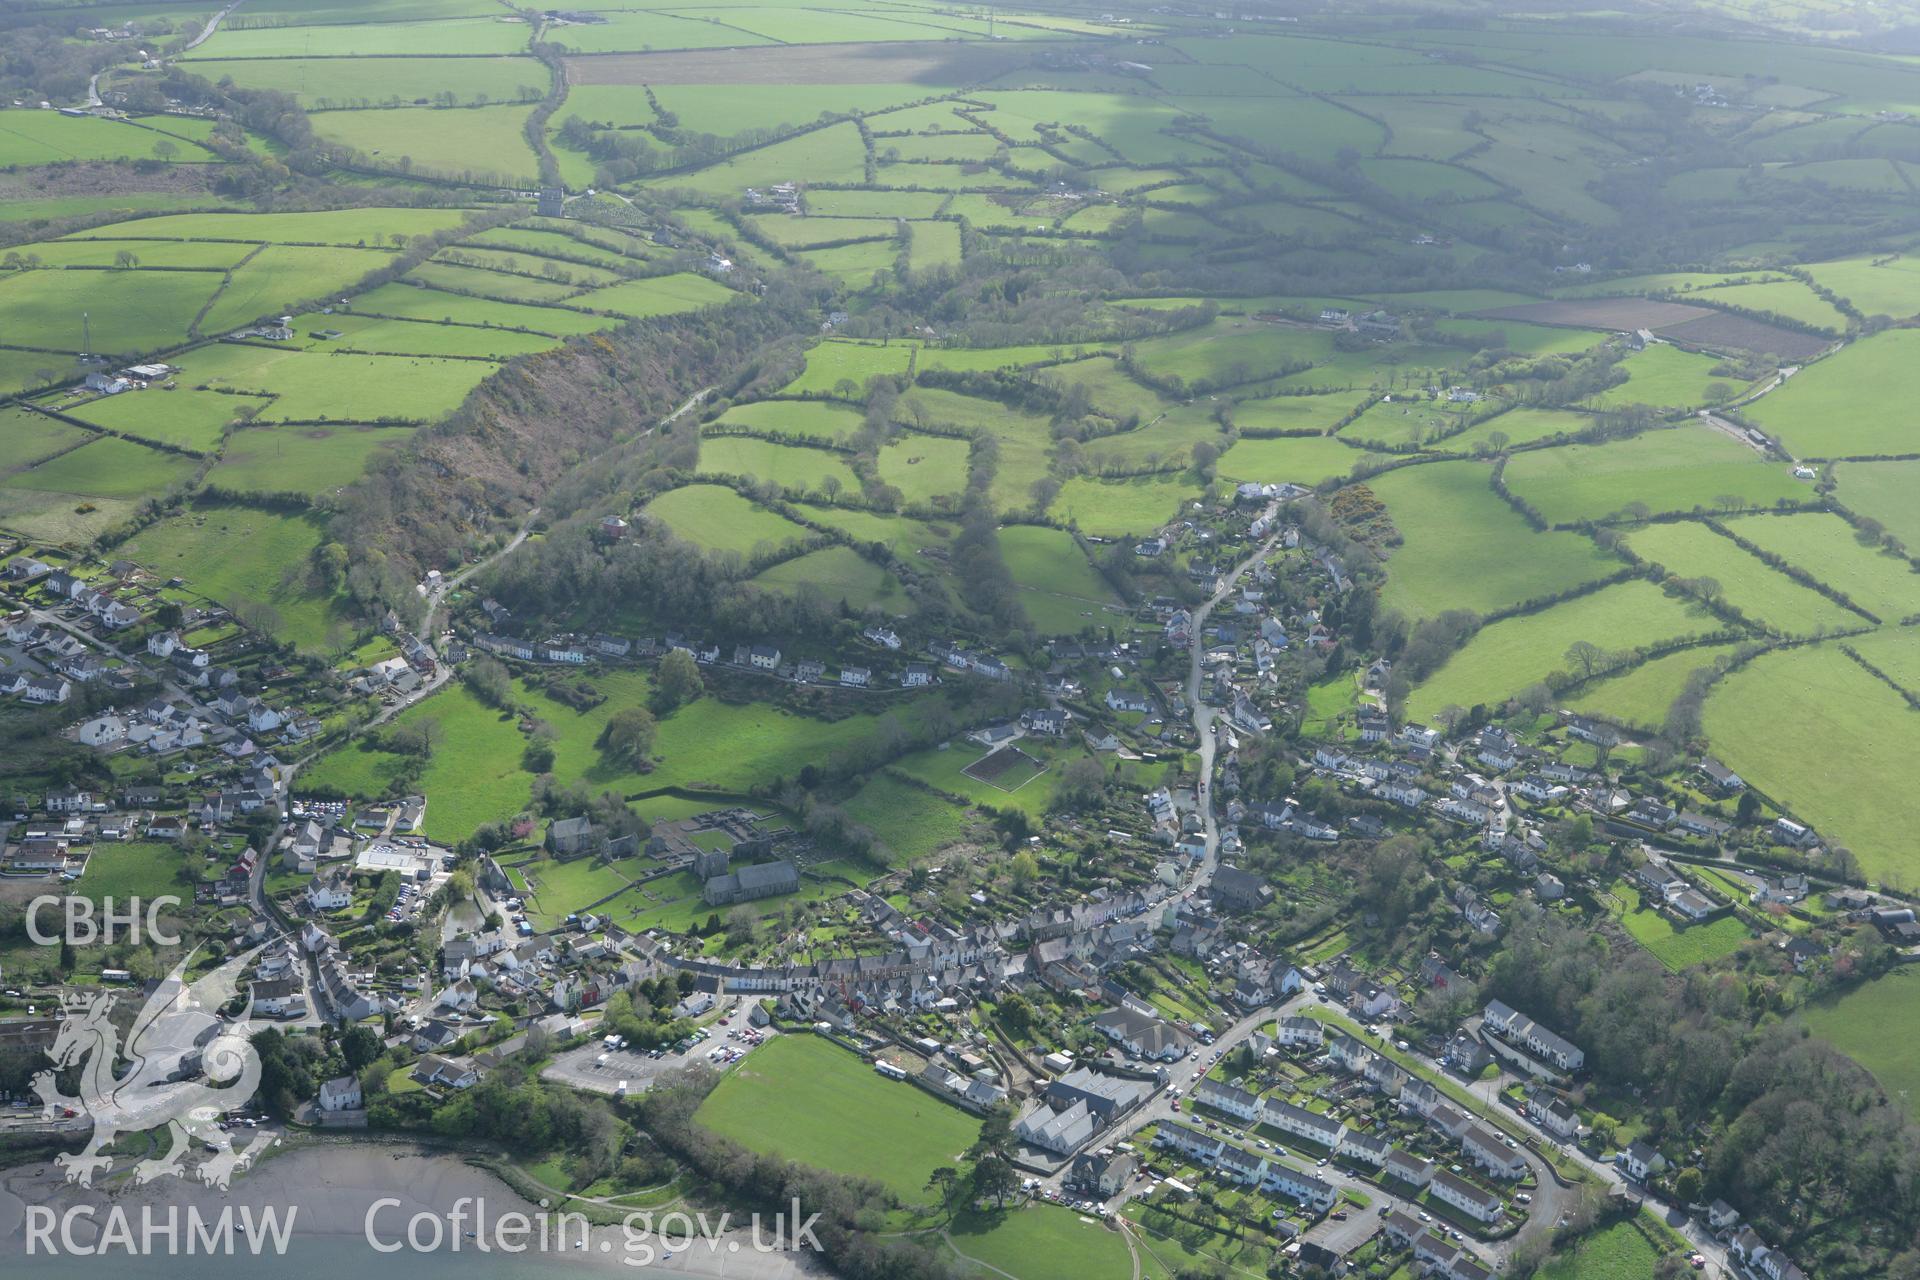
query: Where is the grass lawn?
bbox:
[1366,460,1617,620]
[944,1206,1133,1280]
[1611,882,1750,972]
[1746,329,1920,458]
[74,841,189,904]
[1803,967,1920,1121]
[693,1034,977,1203]
[1407,579,1715,723]
[1704,643,1920,886]
[1502,427,1804,524]
[1723,512,1920,622]
[893,739,1069,817]
[117,504,350,653]
[1536,1217,1661,1279]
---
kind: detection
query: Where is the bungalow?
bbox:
[1700,757,1745,793]
[1105,688,1150,714]
[1092,1004,1192,1061]
[1429,1168,1504,1224]
[412,1053,481,1090]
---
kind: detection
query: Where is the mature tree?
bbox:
[653,648,703,713]
[597,706,657,766]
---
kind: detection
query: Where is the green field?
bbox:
[1835,460,1920,553]
[1724,512,1919,621]
[781,340,917,395]
[1407,579,1716,723]
[209,425,416,497]
[644,484,812,556]
[1502,428,1804,524]
[1588,343,1750,411]
[876,432,971,504]
[74,841,189,905]
[1536,1218,1662,1280]
[693,1034,977,1203]
[0,408,93,470]
[1217,434,1366,487]
[1704,644,1918,884]
[709,399,866,444]
[571,273,734,318]
[1625,521,1858,633]
[944,1207,1135,1280]
[697,434,859,497]
[189,56,548,109]
[0,267,222,354]
[116,504,349,652]
[179,343,498,424]
[751,545,904,611]
[306,671,930,841]
[63,387,251,453]
[1568,642,1741,730]
[0,112,216,166]
[1746,330,1920,458]
[998,524,1124,633]
[841,773,973,863]
[1366,461,1617,620]
[1803,968,1920,1122]
[1050,473,1199,537]
[5,436,197,501]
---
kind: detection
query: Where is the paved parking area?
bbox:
[541,1006,774,1095]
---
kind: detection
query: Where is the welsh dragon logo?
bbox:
[33,946,274,1189]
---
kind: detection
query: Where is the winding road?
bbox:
[1183,499,1286,889]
